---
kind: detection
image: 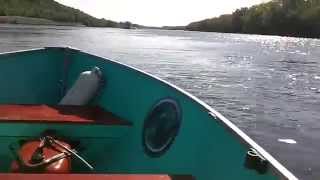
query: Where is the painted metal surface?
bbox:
[0,47,298,180]
[0,48,64,104]
[0,104,131,125]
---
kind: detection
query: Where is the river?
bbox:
[0,24,319,180]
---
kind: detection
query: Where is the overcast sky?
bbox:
[55,0,267,27]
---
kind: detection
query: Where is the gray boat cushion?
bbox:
[59,67,103,105]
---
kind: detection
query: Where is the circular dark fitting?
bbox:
[142,99,182,157]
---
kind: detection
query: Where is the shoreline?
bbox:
[0,16,85,27]
[0,16,140,29]
[1,16,317,39]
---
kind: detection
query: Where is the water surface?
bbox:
[0,24,319,180]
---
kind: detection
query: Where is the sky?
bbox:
[55,0,268,27]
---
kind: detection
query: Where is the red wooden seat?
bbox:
[0,105,131,126]
[0,174,194,180]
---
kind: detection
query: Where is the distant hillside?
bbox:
[0,0,119,27]
[186,0,320,38]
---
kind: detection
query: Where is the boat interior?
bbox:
[0,47,197,179]
[0,47,293,180]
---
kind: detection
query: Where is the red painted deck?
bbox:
[0,174,196,180]
[0,174,171,180]
[0,105,131,125]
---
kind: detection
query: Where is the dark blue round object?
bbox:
[142,98,182,157]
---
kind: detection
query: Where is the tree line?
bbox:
[0,0,122,27]
[186,0,320,38]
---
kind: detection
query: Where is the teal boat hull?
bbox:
[0,47,297,180]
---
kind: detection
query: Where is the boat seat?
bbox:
[0,174,195,180]
[0,104,131,126]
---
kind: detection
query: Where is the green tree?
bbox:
[186,0,320,38]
